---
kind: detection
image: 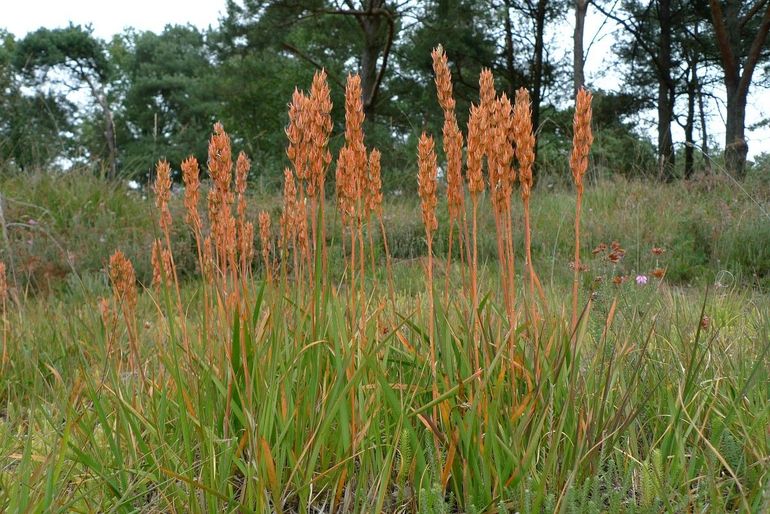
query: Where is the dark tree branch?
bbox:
[592,0,664,79]
[739,1,770,97]
[280,42,346,89]
[740,0,769,29]
[709,0,739,87]
[367,6,395,111]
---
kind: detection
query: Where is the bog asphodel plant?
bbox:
[513,88,545,310]
[108,249,142,380]
[99,48,596,510]
[570,87,594,330]
[417,132,438,386]
[101,51,596,391]
[432,45,467,304]
[258,210,273,283]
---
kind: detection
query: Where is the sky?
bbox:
[3,0,226,39]
[3,0,769,161]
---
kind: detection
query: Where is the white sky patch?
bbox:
[2,0,225,39]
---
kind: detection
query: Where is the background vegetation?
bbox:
[2,169,770,297]
[2,0,770,184]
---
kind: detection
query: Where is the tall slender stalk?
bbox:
[153,159,196,378]
[0,261,7,371]
[418,131,439,459]
[432,46,465,308]
[418,132,438,367]
[466,103,484,370]
[569,88,594,331]
[378,214,396,311]
[108,250,143,383]
[513,88,545,315]
[491,93,517,327]
[258,211,273,284]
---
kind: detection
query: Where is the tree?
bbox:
[217,48,322,180]
[222,0,405,117]
[708,0,770,178]
[675,9,717,178]
[397,0,498,123]
[403,0,566,176]
[355,0,396,114]
[497,0,567,174]
[595,0,684,180]
[14,25,118,177]
[494,0,565,118]
[110,26,221,177]
[536,90,656,177]
[0,30,74,171]
[531,0,550,137]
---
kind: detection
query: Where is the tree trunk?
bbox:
[693,20,711,174]
[531,0,547,176]
[357,0,395,118]
[101,95,118,179]
[722,0,747,177]
[359,1,383,117]
[684,63,696,180]
[84,74,118,179]
[697,67,711,174]
[657,0,675,181]
[724,83,748,176]
[683,31,701,180]
[503,0,516,96]
[573,0,588,95]
[709,0,770,178]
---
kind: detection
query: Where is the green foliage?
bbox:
[1,0,767,182]
[11,25,119,172]
[0,91,74,172]
[217,50,318,182]
[639,449,663,508]
[719,429,745,476]
[418,483,452,514]
[0,170,195,293]
[12,24,111,82]
[395,1,497,127]
[110,25,221,177]
[0,169,766,512]
[666,213,713,283]
[0,31,75,170]
[537,91,658,181]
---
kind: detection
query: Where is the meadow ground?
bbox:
[1,165,769,513]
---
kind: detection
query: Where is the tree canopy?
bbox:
[1,0,768,180]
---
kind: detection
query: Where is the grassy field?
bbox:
[1,165,769,513]
[1,71,769,512]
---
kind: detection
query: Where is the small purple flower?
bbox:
[636,275,648,285]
